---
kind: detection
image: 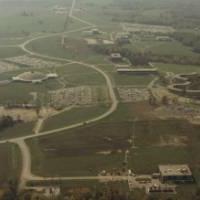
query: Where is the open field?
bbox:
[148,41,199,57]
[0,47,25,58]
[0,0,84,38]
[127,40,199,58]
[0,121,35,140]
[27,36,109,64]
[154,63,200,74]
[0,143,21,185]
[113,73,155,86]
[101,102,156,123]
[42,104,110,131]
[28,121,133,176]
[28,114,200,184]
[55,63,106,86]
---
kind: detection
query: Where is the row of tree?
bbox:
[0,115,22,131]
[172,32,200,53]
[92,42,200,66]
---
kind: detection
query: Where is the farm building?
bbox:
[159,164,194,183]
[85,38,114,46]
[110,53,123,62]
[116,33,131,44]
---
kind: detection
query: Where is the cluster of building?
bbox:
[85,38,114,46]
[128,164,194,194]
[83,28,103,36]
[168,72,200,98]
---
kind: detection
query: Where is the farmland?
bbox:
[27,114,200,186]
[0,143,21,185]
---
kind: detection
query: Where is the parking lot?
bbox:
[118,87,150,102]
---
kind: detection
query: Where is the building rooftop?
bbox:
[159,165,192,177]
[117,68,158,72]
[111,53,122,58]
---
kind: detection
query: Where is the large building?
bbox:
[12,72,58,83]
[117,68,158,75]
[159,165,193,183]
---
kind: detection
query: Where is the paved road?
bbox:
[28,176,128,181]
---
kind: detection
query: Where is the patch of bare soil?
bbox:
[131,101,158,119]
[0,107,37,122]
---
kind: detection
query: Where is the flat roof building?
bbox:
[117,68,158,75]
[159,164,193,183]
[110,53,123,62]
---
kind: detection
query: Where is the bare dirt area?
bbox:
[154,105,200,124]
[129,101,157,119]
[0,107,38,122]
[158,135,188,147]
[0,106,57,123]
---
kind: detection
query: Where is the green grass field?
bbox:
[27,120,134,176]
[55,63,106,86]
[0,47,24,58]
[154,63,200,74]
[127,40,199,58]
[0,80,61,105]
[27,36,109,64]
[0,121,35,140]
[42,104,110,131]
[0,1,83,38]
[0,143,21,185]
[113,73,155,86]
[27,101,200,184]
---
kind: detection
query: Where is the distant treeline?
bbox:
[92,44,200,66]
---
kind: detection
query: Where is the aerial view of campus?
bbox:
[0,0,200,199]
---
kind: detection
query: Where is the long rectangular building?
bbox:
[117,68,158,75]
[159,164,193,183]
